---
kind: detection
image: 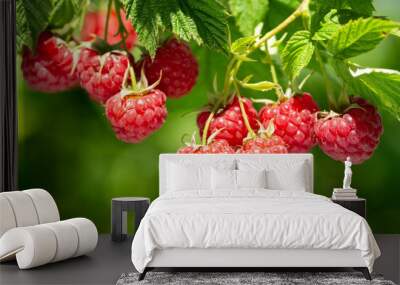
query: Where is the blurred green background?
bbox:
[18,0,400,233]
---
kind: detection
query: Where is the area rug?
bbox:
[116,272,395,285]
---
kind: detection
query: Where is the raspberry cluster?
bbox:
[21,10,199,144]
[20,8,385,163]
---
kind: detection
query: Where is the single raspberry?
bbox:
[177,139,234,154]
[197,139,235,154]
[137,38,198,98]
[197,96,259,147]
[259,93,319,153]
[314,96,383,164]
[21,32,79,93]
[238,136,288,154]
[76,48,130,103]
[177,145,199,154]
[81,10,137,50]
[106,89,167,143]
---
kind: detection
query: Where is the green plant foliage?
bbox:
[48,0,83,29]
[335,61,400,119]
[281,30,314,80]
[16,0,30,51]
[328,18,400,59]
[16,0,53,51]
[122,0,228,56]
[312,9,341,41]
[239,80,277,91]
[310,0,375,33]
[230,36,257,61]
[16,0,85,51]
[14,0,400,234]
[229,0,269,36]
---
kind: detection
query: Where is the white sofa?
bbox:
[0,189,98,269]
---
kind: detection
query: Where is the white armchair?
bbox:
[0,189,98,269]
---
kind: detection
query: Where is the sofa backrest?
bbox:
[0,189,60,237]
[159,154,313,195]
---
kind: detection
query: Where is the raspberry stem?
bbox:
[221,0,309,104]
[201,112,215,145]
[250,0,310,53]
[264,45,285,100]
[222,58,237,103]
[114,0,128,50]
[234,83,256,138]
[104,0,113,42]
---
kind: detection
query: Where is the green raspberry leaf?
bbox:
[16,0,82,53]
[335,61,400,119]
[49,0,85,30]
[312,9,341,41]
[239,80,277,92]
[230,36,257,60]
[123,0,228,57]
[281,30,315,80]
[16,0,53,52]
[229,0,269,36]
[310,0,375,33]
[328,18,400,59]
[16,0,31,52]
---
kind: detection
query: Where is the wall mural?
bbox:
[16,0,400,233]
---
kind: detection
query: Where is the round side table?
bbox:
[111,197,150,242]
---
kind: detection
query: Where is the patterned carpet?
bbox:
[117,271,395,285]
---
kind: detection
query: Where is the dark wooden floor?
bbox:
[0,234,399,285]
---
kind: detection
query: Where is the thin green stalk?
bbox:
[264,46,284,100]
[104,0,113,42]
[251,0,309,53]
[114,0,128,50]
[216,0,309,120]
[219,0,309,104]
[201,112,215,145]
[234,84,256,138]
[222,57,237,101]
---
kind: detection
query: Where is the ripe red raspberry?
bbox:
[77,48,130,103]
[137,38,198,98]
[21,32,79,93]
[259,93,319,153]
[105,89,167,143]
[197,139,235,154]
[177,145,199,154]
[81,10,137,50]
[314,96,383,164]
[197,97,259,147]
[177,139,235,154]
[237,136,288,154]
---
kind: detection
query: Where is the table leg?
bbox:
[111,202,125,242]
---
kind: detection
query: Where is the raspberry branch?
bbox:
[221,0,310,102]
[251,0,310,53]
[237,94,257,138]
[201,112,215,146]
[233,78,256,138]
[114,0,129,50]
[104,0,113,42]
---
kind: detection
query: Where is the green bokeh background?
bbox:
[18,0,400,233]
